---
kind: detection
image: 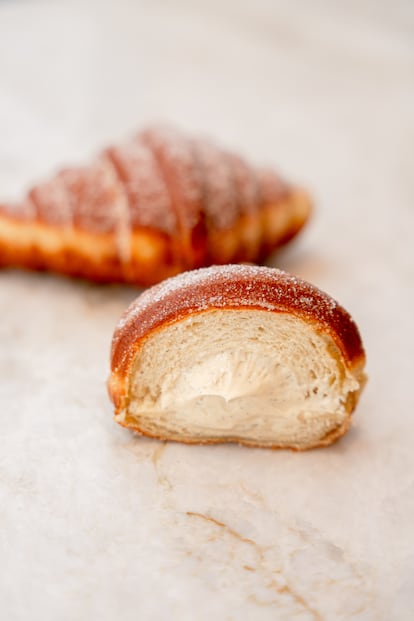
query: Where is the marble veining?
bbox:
[150,443,377,620]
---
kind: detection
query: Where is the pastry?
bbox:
[108,265,367,449]
[0,126,311,286]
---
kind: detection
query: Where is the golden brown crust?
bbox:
[108,265,367,448]
[0,126,312,286]
[111,410,353,451]
[0,211,182,285]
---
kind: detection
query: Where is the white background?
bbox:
[1,1,413,619]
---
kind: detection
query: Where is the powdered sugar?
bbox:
[107,136,177,234]
[141,126,203,231]
[258,168,288,203]
[100,156,132,263]
[193,139,238,230]
[29,174,74,226]
[226,152,259,215]
[57,161,121,234]
[0,198,36,219]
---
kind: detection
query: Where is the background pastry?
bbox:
[0,126,311,286]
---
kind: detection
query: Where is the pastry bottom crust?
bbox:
[114,415,352,451]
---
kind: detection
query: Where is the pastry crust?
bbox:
[108,265,367,449]
[0,126,312,286]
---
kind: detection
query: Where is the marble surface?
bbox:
[1,1,414,619]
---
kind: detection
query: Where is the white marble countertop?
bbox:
[1,1,413,619]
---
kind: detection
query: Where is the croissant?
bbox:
[0,126,312,286]
[108,265,367,449]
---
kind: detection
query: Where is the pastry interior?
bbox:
[116,309,362,448]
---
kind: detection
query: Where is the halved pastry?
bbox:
[108,265,366,449]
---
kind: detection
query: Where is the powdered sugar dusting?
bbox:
[58,160,121,234]
[101,156,132,263]
[258,168,289,203]
[107,136,177,234]
[29,174,73,226]
[141,126,203,231]
[193,139,238,230]
[0,198,36,219]
[226,152,259,216]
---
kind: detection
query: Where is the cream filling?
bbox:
[120,310,360,446]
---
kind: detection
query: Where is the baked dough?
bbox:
[108,265,367,449]
[0,126,311,286]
